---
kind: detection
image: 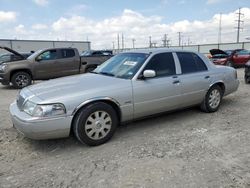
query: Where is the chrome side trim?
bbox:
[72,97,121,116]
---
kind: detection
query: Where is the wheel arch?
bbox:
[70,97,122,133]
[209,81,225,96]
[10,69,33,80]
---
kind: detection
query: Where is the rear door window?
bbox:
[60,49,75,58]
[177,52,207,74]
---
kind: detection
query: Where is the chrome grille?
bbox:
[17,94,25,110]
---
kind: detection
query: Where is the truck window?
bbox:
[38,50,57,61]
[92,51,103,56]
[61,49,75,58]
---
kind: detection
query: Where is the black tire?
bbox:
[226,61,234,67]
[11,71,32,89]
[86,66,96,73]
[245,75,250,84]
[200,85,222,113]
[73,102,118,146]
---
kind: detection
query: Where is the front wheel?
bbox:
[11,71,32,89]
[73,102,118,146]
[86,66,96,73]
[200,85,222,113]
[226,61,234,67]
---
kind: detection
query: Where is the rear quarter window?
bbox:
[177,52,207,74]
[61,49,75,58]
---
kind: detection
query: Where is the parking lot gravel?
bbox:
[0,68,249,188]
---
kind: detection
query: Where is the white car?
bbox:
[10,49,239,146]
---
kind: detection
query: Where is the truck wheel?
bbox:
[73,102,118,146]
[200,85,222,113]
[86,66,96,72]
[11,72,32,89]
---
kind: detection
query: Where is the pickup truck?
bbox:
[80,50,112,72]
[0,48,112,89]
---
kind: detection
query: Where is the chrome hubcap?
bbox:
[208,89,221,109]
[15,75,29,87]
[85,111,112,140]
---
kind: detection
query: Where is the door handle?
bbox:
[173,80,180,84]
[205,76,210,79]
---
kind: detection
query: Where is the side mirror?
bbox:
[143,70,156,78]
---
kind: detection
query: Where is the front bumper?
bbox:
[9,102,73,140]
[0,72,10,85]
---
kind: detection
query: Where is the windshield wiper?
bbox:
[99,71,115,77]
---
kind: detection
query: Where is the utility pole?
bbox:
[122,33,124,50]
[149,36,152,48]
[218,13,222,43]
[117,33,120,52]
[132,38,136,49]
[112,41,115,50]
[178,32,182,46]
[235,8,244,43]
[166,39,170,47]
[162,34,168,47]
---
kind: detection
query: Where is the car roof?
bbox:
[122,48,198,54]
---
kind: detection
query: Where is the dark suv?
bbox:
[245,60,250,84]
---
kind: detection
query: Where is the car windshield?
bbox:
[27,50,43,60]
[93,52,149,79]
[0,54,10,64]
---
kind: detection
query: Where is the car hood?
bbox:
[0,46,25,59]
[209,49,228,56]
[26,73,131,103]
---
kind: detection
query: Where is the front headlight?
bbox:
[0,64,7,71]
[23,100,37,115]
[23,100,66,117]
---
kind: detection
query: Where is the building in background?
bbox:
[0,39,91,54]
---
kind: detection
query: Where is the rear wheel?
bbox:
[11,71,32,89]
[73,102,118,146]
[86,66,97,73]
[200,85,222,113]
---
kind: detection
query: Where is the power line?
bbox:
[235,7,244,43]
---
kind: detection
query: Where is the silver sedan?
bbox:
[10,49,239,146]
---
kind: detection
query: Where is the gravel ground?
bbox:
[0,68,250,188]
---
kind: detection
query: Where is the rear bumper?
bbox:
[9,102,72,140]
[224,79,239,96]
